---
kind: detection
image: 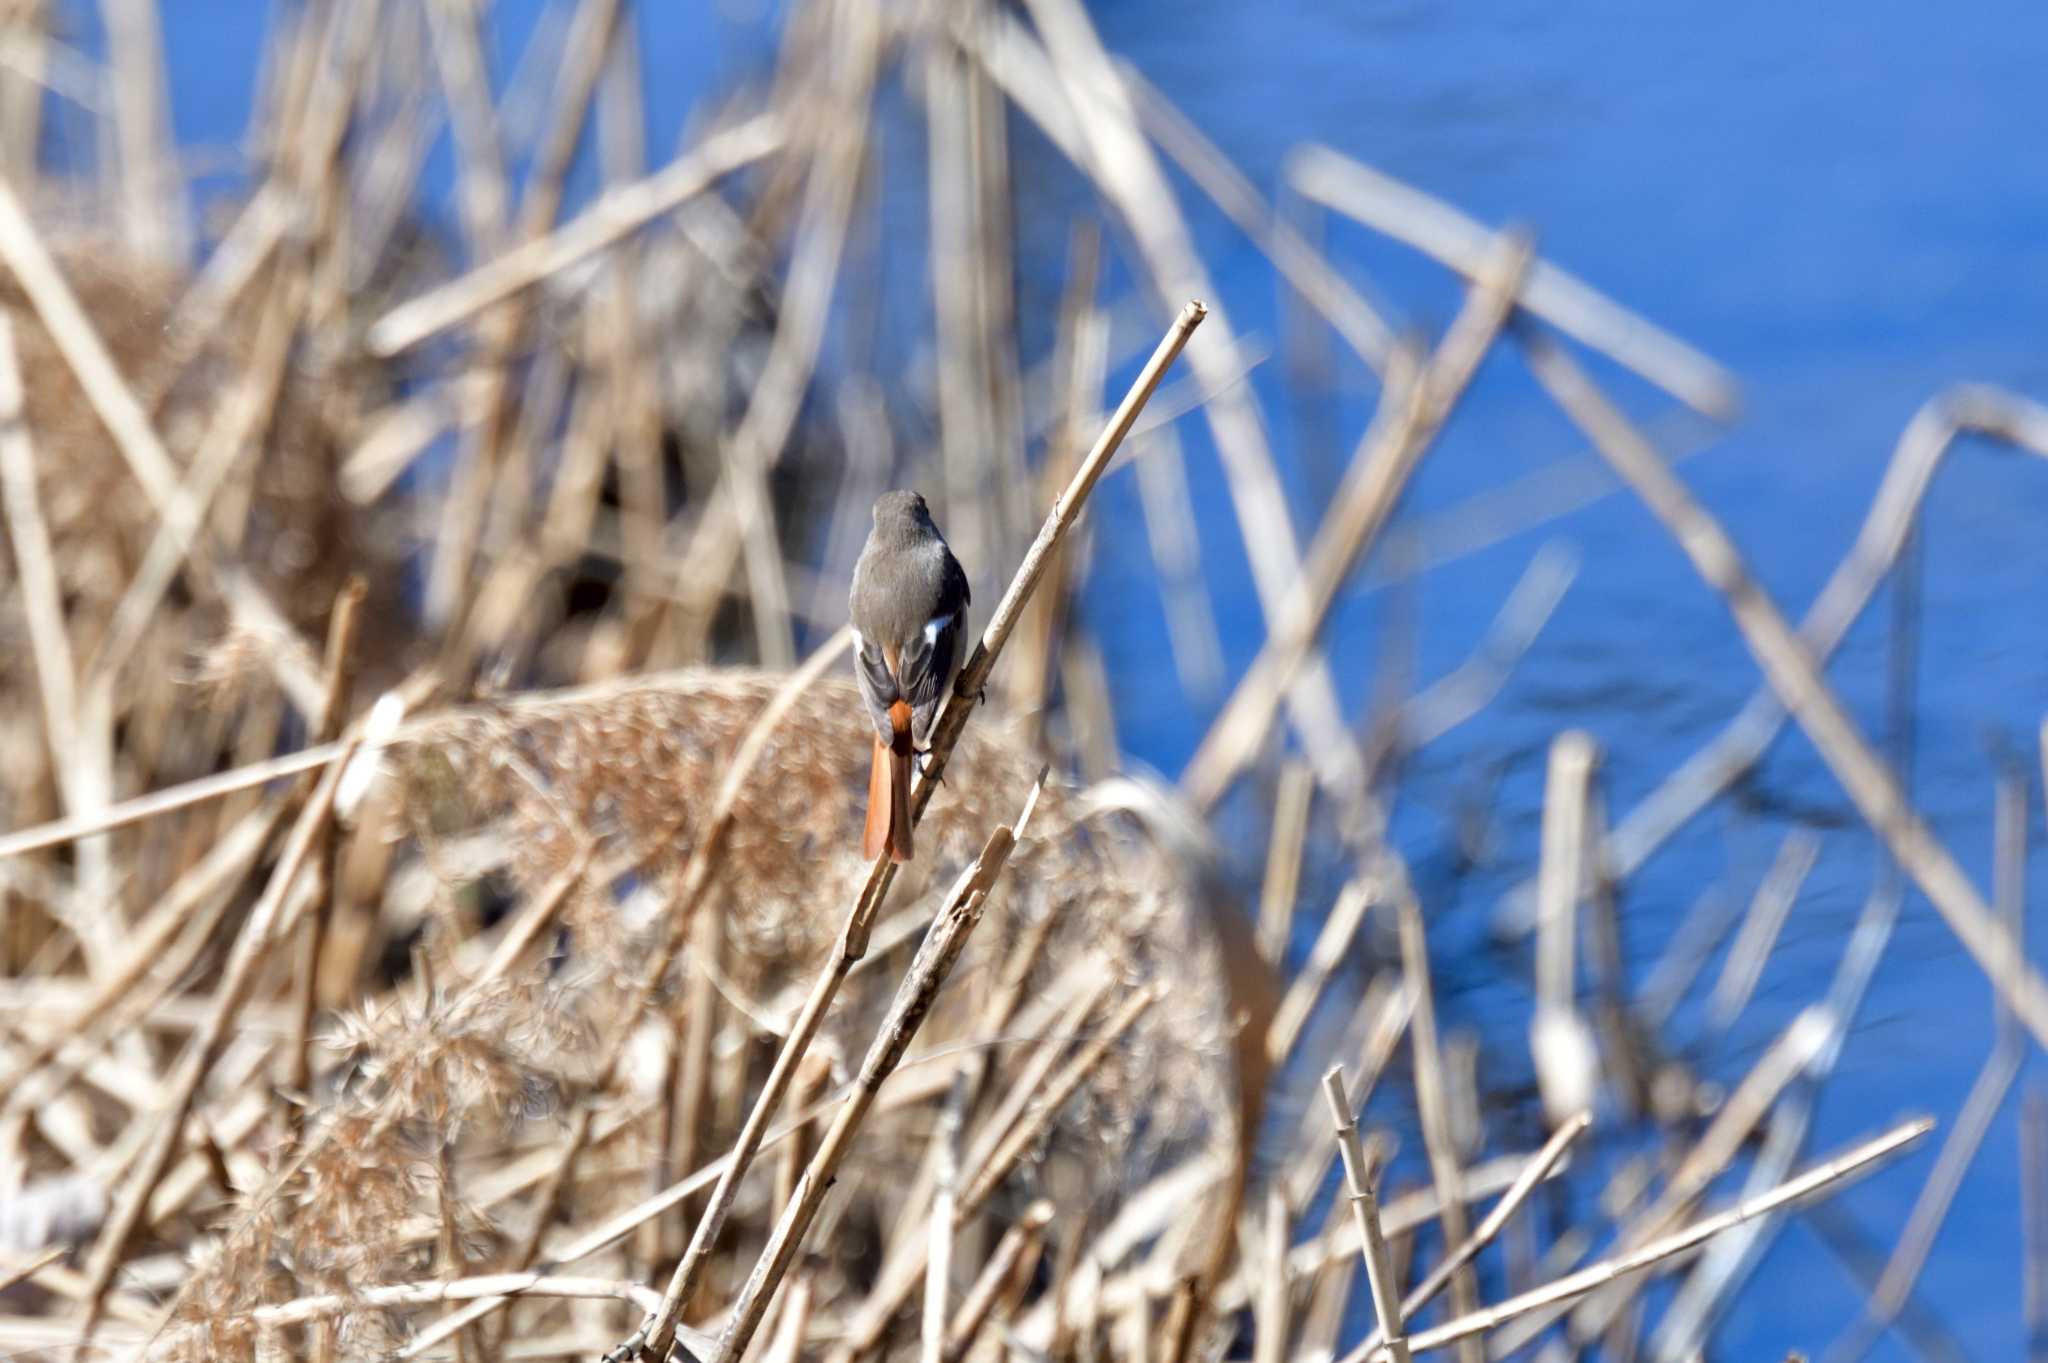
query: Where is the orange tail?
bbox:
[862,703,916,863]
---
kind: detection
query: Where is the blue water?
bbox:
[117,1,2048,1357]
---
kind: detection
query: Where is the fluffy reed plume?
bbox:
[401,670,1254,1196]
[0,254,389,650]
[96,672,1248,1363]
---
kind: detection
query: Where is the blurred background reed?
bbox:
[1,2,2046,1361]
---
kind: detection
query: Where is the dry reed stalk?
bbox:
[0,1246,64,1295]
[927,30,995,585]
[1093,1129,1567,1326]
[1357,523,1421,794]
[594,114,668,665]
[1073,780,1273,1363]
[392,632,857,1349]
[1381,1120,1932,1361]
[922,1074,969,1363]
[0,738,361,861]
[2028,1090,2048,1363]
[1256,761,1314,963]
[1362,421,1716,597]
[1253,1190,1292,1363]
[1117,62,1394,372]
[0,826,276,1113]
[772,1055,830,1237]
[1179,232,1532,811]
[1156,1275,1202,1363]
[1396,544,1575,752]
[422,0,511,256]
[837,970,1110,1321]
[829,980,1153,1363]
[1524,384,2048,929]
[963,984,1161,1217]
[1798,1203,1972,1363]
[1818,765,2029,1363]
[1335,1113,1592,1363]
[760,1276,813,1363]
[1823,1033,2019,1363]
[1547,1008,1828,1347]
[969,38,1030,576]
[1706,827,1818,1032]
[871,892,1073,1264]
[158,187,296,400]
[0,1319,147,1355]
[972,2,1366,809]
[417,0,623,633]
[663,900,729,1252]
[529,365,611,579]
[286,577,369,1122]
[624,302,1204,1361]
[0,1,47,178]
[856,925,1064,1277]
[1286,145,1739,421]
[99,0,184,265]
[1001,225,1102,733]
[953,13,1031,587]
[1634,885,1743,1033]
[1393,886,1483,1363]
[1519,327,2048,1052]
[1576,785,1650,1126]
[806,377,897,631]
[938,1200,1047,1363]
[227,1272,704,1336]
[0,168,174,536]
[365,113,785,357]
[1132,419,1227,702]
[1531,731,1596,1127]
[1265,877,1374,1066]
[712,776,1044,1363]
[340,384,457,506]
[286,0,378,328]
[501,0,614,240]
[94,264,313,687]
[0,812,273,1112]
[395,1063,959,1363]
[2041,719,2048,839]
[1639,863,1911,1359]
[1323,1066,1412,1363]
[78,732,364,1332]
[826,977,1146,1363]
[1057,607,1120,785]
[1039,1226,1089,1363]
[1280,976,1412,1213]
[0,311,80,809]
[1296,1232,1360,1363]
[663,2,880,667]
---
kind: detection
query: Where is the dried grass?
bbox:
[0,2,2024,1362]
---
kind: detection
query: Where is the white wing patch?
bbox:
[922,612,955,647]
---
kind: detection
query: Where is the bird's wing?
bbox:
[900,606,966,746]
[851,629,901,740]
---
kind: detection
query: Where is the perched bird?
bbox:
[848,491,971,862]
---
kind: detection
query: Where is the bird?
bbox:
[848,491,971,862]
